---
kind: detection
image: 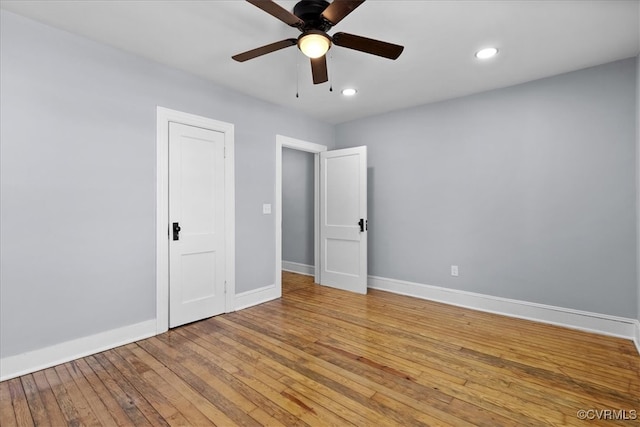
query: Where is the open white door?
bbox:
[169,122,226,327]
[319,146,367,294]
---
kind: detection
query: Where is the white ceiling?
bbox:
[2,0,639,124]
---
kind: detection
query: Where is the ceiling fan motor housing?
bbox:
[294,0,332,31]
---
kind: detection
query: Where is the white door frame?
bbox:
[156,107,235,334]
[275,135,327,293]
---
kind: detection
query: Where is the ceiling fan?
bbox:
[232,0,404,85]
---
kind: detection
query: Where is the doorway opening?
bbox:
[282,147,316,276]
[275,135,327,296]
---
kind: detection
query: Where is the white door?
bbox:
[319,146,367,294]
[169,122,226,327]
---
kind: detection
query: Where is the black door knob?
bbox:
[172,222,181,241]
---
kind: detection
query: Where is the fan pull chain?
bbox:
[329,52,333,92]
[296,55,300,98]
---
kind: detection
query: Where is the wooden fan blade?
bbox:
[310,56,328,84]
[247,0,304,28]
[232,39,297,62]
[332,32,404,59]
[321,0,365,26]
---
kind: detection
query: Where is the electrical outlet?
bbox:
[451,265,459,277]
[262,204,271,214]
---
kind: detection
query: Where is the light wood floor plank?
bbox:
[191,319,378,401]
[0,380,18,427]
[51,364,102,426]
[255,298,636,418]
[62,361,118,427]
[84,355,154,426]
[101,348,189,426]
[70,358,135,427]
[1,271,638,426]
[31,371,66,426]
[124,343,235,426]
[167,328,311,425]
[215,314,510,425]
[174,327,317,427]
[113,345,215,427]
[5,378,31,427]
[138,336,262,427]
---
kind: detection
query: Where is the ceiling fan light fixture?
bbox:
[298,31,331,58]
[475,47,498,59]
[234,0,405,85]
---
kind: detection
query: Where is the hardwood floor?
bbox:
[1,271,638,426]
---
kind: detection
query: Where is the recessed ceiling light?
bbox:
[475,47,498,59]
[341,88,357,96]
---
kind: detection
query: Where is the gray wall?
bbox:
[282,148,315,266]
[0,11,334,358]
[336,58,638,318]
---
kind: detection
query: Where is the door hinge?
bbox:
[224,281,227,294]
[224,147,226,159]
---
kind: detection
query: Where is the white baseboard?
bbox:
[282,261,315,276]
[0,319,156,382]
[1,283,283,381]
[234,284,280,311]
[368,275,638,346]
